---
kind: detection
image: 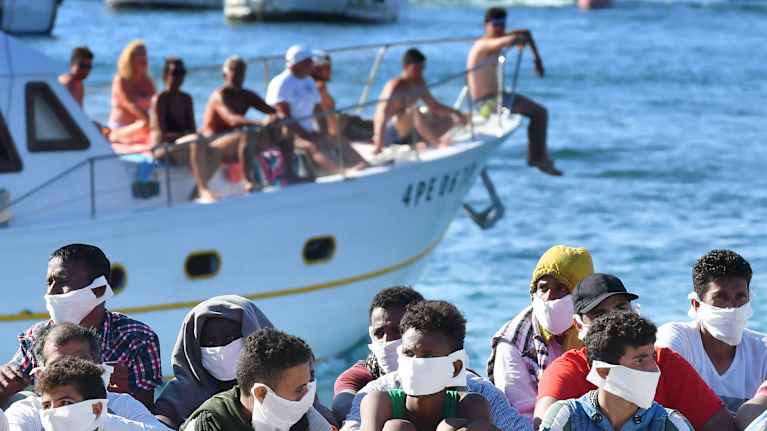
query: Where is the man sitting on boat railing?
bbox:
[373,48,467,155]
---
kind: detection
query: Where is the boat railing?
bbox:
[4,37,527,226]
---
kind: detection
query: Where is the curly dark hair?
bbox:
[33,323,101,366]
[36,356,107,400]
[586,311,656,365]
[50,243,111,285]
[693,249,752,297]
[236,328,313,391]
[368,286,424,317]
[400,300,466,351]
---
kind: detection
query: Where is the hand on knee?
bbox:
[382,419,417,431]
[437,418,471,431]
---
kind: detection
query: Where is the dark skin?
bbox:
[239,361,314,427]
[149,62,196,150]
[361,328,497,431]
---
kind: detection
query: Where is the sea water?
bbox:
[23,0,767,402]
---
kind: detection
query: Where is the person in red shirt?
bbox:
[533,273,737,431]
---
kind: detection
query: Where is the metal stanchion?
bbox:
[89,158,95,219]
[164,142,172,207]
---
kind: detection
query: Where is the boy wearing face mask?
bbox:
[360,300,497,431]
[182,328,330,431]
[487,245,594,417]
[656,249,767,413]
[541,312,693,431]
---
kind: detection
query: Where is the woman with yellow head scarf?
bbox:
[486,245,593,418]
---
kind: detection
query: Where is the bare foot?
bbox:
[196,188,218,204]
[529,159,563,176]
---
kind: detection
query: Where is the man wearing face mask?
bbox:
[487,245,593,417]
[534,273,737,431]
[182,328,330,431]
[0,244,162,409]
[656,249,767,413]
[332,287,424,423]
[541,312,694,431]
[3,323,168,431]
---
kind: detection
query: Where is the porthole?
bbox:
[110,264,127,294]
[185,251,221,279]
[303,236,335,265]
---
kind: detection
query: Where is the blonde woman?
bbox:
[109,40,156,147]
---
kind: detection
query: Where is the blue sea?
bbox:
[22,0,767,402]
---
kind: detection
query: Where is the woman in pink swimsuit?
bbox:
[109,40,156,149]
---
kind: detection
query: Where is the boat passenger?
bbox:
[333,287,424,423]
[737,383,767,431]
[359,300,497,431]
[311,50,374,142]
[466,7,561,176]
[267,45,367,176]
[193,56,281,202]
[487,245,593,418]
[0,243,162,408]
[58,46,93,107]
[533,273,738,431]
[372,48,466,155]
[541,312,694,431]
[154,295,273,429]
[3,323,169,430]
[109,40,156,148]
[149,57,197,166]
[655,249,767,413]
[181,328,331,431]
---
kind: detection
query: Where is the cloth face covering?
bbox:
[368,327,401,374]
[44,276,114,324]
[586,360,660,409]
[688,292,753,346]
[250,381,316,431]
[40,398,106,431]
[532,292,574,335]
[200,337,243,381]
[575,303,641,341]
[397,348,467,396]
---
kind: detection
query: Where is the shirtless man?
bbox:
[373,48,465,155]
[58,46,93,107]
[149,58,196,166]
[467,7,562,176]
[193,56,279,202]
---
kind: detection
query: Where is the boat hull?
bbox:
[224,0,401,22]
[106,0,222,9]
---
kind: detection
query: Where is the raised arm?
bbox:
[211,91,259,129]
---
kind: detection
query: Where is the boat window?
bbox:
[185,251,221,279]
[0,112,22,173]
[303,236,336,265]
[25,82,89,152]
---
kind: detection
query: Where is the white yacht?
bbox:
[225,0,402,23]
[1,0,62,34]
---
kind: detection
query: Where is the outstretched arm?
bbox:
[211,92,260,129]
[247,90,277,116]
[420,86,466,124]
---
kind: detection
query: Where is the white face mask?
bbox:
[397,348,466,396]
[44,276,113,324]
[201,338,243,381]
[368,327,401,375]
[587,360,660,409]
[575,302,641,341]
[532,292,574,335]
[250,381,316,431]
[688,292,752,346]
[40,398,106,431]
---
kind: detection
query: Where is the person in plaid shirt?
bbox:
[0,244,162,408]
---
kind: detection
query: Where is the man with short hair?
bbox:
[467,7,561,176]
[541,312,693,431]
[373,48,466,155]
[59,46,93,107]
[4,323,168,430]
[533,273,737,431]
[656,249,767,413]
[182,328,330,431]
[149,57,196,166]
[0,243,162,408]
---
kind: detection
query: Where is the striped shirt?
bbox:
[10,311,162,391]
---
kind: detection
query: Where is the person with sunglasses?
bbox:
[149,57,197,166]
[58,46,94,107]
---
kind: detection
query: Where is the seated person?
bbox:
[656,249,767,413]
[372,48,466,155]
[182,328,330,431]
[333,287,424,423]
[541,311,693,430]
[149,57,197,166]
[267,45,367,176]
[58,46,93,107]
[109,40,156,148]
[533,273,737,431]
[193,56,281,202]
[0,244,162,408]
[488,245,593,417]
[4,323,168,430]
[359,300,498,431]
[154,295,273,429]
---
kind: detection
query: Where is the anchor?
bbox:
[463,169,504,230]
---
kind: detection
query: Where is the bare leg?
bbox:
[508,93,562,176]
[109,119,148,143]
[295,137,339,175]
[383,420,417,431]
[190,132,241,202]
[412,109,443,149]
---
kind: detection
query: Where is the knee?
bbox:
[382,419,416,431]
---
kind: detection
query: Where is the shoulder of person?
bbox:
[306,407,332,431]
[539,399,576,431]
[742,328,767,346]
[664,408,695,431]
[656,321,696,345]
[106,311,160,340]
